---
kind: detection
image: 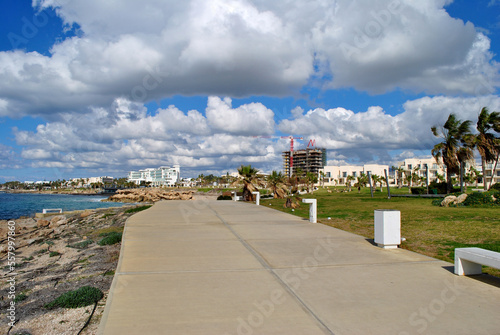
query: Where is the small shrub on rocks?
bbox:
[217,195,232,200]
[45,286,103,309]
[98,232,123,246]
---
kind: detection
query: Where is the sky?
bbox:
[0,0,499,182]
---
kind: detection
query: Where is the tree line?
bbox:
[431,107,500,193]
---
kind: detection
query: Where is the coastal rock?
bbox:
[37,219,50,228]
[50,216,68,228]
[106,188,195,203]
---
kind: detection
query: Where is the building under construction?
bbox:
[283,148,327,177]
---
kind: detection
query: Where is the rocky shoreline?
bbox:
[0,205,141,335]
[105,188,195,203]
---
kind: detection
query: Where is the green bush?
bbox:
[489,183,500,191]
[429,181,447,194]
[462,192,496,207]
[431,199,442,206]
[98,232,123,246]
[411,187,426,195]
[45,286,103,309]
[49,251,61,257]
[125,205,152,214]
[67,240,93,249]
[217,195,232,200]
[14,293,28,303]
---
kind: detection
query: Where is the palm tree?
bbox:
[305,172,318,193]
[346,175,355,192]
[371,174,383,192]
[472,107,500,190]
[267,171,287,199]
[431,113,473,193]
[405,174,412,193]
[392,166,404,189]
[236,165,261,201]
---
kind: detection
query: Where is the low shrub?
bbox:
[67,240,93,249]
[411,187,426,195]
[431,199,442,206]
[98,232,123,246]
[489,183,500,191]
[217,195,232,200]
[45,286,103,309]
[49,251,61,257]
[14,293,28,303]
[462,192,496,207]
[429,181,447,194]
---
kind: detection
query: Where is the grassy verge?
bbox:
[261,187,500,277]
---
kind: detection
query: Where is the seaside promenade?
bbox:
[98,199,500,335]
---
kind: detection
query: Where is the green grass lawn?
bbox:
[261,186,500,277]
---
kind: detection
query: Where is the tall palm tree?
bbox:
[391,166,404,189]
[431,113,473,193]
[236,165,261,201]
[267,171,287,199]
[472,107,500,190]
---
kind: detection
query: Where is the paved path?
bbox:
[98,200,500,335]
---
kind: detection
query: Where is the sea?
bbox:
[0,192,126,220]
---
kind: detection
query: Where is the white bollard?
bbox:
[302,199,317,223]
[252,192,260,206]
[231,191,237,201]
[374,210,401,249]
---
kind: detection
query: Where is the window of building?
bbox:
[326,172,331,178]
[408,164,412,170]
[342,172,347,178]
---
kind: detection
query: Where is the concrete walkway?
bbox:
[98,199,500,335]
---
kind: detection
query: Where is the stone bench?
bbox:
[454,247,500,275]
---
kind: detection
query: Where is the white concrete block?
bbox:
[302,199,317,223]
[374,210,401,249]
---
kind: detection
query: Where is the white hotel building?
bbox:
[320,164,391,186]
[128,165,180,187]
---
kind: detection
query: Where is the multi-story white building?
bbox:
[478,162,500,188]
[320,164,391,186]
[128,165,180,187]
[88,176,114,185]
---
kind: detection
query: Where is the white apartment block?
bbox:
[479,162,500,187]
[397,157,445,184]
[320,164,390,186]
[128,165,180,187]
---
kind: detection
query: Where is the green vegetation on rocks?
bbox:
[98,232,123,246]
[44,286,103,309]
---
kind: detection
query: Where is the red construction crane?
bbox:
[281,135,303,175]
[252,135,304,176]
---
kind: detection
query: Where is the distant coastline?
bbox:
[3,188,104,196]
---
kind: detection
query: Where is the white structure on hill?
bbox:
[128,165,180,187]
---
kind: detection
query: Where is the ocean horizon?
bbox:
[0,192,127,220]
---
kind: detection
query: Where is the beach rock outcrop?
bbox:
[106,188,195,203]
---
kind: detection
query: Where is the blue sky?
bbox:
[0,0,499,182]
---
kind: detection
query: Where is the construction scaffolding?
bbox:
[283,148,327,177]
